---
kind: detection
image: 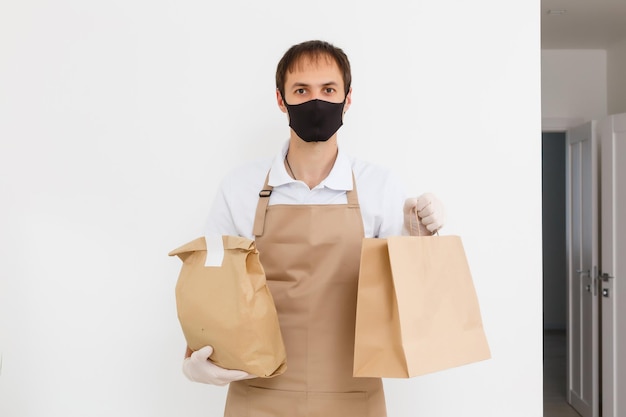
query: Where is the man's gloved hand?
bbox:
[182,346,255,386]
[403,193,446,235]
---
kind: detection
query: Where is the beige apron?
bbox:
[224,173,386,417]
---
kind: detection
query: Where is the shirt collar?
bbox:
[268,140,353,191]
[267,141,294,186]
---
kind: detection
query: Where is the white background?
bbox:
[0,1,542,416]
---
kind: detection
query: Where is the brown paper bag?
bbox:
[169,235,287,378]
[353,235,490,378]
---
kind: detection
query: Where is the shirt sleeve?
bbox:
[353,159,407,238]
[204,178,239,237]
[203,159,271,239]
[376,168,407,238]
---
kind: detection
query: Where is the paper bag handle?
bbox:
[409,203,438,237]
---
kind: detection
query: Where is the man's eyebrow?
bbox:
[289,81,339,88]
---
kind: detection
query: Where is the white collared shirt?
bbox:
[205,141,407,239]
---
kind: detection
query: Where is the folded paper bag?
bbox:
[169,235,287,378]
[354,235,491,378]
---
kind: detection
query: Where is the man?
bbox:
[182,40,445,416]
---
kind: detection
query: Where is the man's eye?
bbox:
[295,88,306,95]
[325,88,335,94]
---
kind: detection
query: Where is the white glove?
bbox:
[403,193,446,235]
[182,346,255,386]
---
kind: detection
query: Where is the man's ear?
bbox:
[276,89,288,113]
[343,87,353,113]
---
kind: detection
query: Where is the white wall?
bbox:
[542,49,607,130]
[608,37,626,115]
[0,1,542,416]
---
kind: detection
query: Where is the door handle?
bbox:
[600,272,614,282]
[576,268,598,295]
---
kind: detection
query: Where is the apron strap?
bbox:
[346,173,359,206]
[253,173,273,237]
[253,171,360,237]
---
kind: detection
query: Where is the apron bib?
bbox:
[224,173,386,417]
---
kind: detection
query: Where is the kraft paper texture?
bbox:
[354,235,491,378]
[169,236,287,378]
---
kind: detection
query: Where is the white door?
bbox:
[599,113,626,417]
[566,121,600,417]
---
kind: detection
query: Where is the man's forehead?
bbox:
[288,52,336,71]
[286,54,342,83]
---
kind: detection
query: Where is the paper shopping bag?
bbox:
[169,235,287,378]
[353,235,490,378]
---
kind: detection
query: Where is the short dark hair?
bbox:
[276,40,352,98]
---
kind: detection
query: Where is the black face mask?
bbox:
[284,98,346,142]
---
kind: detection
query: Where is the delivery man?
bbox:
[181,40,445,416]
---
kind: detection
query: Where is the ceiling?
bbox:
[542,0,626,49]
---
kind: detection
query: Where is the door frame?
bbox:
[565,121,600,417]
[599,113,626,417]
